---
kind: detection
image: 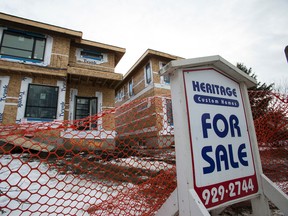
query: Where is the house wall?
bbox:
[115,63,149,106]
[114,54,175,148]
[131,65,146,97]
[0,13,126,151]
[0,19,122,123]
[154,88,171,97]
[50,35,71,68]
[0,71,20,124]
[0,71,64,124]
[65,82,115,131]
[69,45,116,72]
[151,57,162,84]
[115,97,158,139]
[115,96,174,148]
[116,56,171,106]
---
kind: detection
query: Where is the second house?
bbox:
[115,49,182,148]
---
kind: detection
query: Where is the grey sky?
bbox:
[0,0,287,85]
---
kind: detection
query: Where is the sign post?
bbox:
[158,56,282,215]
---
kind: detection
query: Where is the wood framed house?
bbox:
[0,13,125,150]
[115,49,182,148]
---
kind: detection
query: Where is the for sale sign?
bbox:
[183,68,258,208]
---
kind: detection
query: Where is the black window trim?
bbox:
[80,49,104,61]
[0,29,47,62]
[74,96,98,130]
[24,83,59,120]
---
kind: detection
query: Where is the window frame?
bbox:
[160,62,170,84]
[145,62,152,85]
[0,29,46,62]
[80,49,103,61]
[163,74,170,84]
[74,96,98,130]
[24,84,59,120]
[76,48,108,65]
[120,88,124,100]
[166,98,174,126]
[128,79,133,97]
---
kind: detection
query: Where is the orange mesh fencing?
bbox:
[249,91,288,194]
[0,96,175,215]
[0,92,287,215]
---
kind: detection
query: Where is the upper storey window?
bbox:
[81,50,103,61]
[160,62,170,84]
[145,62,152,85]
[128,79,133,97]
[76,48,108,65]
[0,28,53,66]
[0,29,46,62]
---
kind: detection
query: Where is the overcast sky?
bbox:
[0,0,287,86]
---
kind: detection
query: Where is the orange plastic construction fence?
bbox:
[0,96,175,216]
[249,91,288,194]
[0,92,287,215]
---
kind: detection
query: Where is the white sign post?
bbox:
[157,56,288,216]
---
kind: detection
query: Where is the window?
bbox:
[160,62,170,84]
[116,88,124,101]
[120,87,125,100]
[145,63,152,84]
[80,50,103,61]
[75,96,97,130]
[163,74,170,84]
[160,62,166,69]
[128,79,133,97]
[25,84,58,119]
[166,99,173,126]
[116,91,120,101]
[0,29,46,62]
[76,48,108,65]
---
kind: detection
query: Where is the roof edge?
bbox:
[123,48,183,80]
[0,12,82,38]
[77,39,126,66]
[79,39,126,54]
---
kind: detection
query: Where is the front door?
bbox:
[75,96,97,130]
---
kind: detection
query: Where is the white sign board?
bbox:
[183,68,258,208]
